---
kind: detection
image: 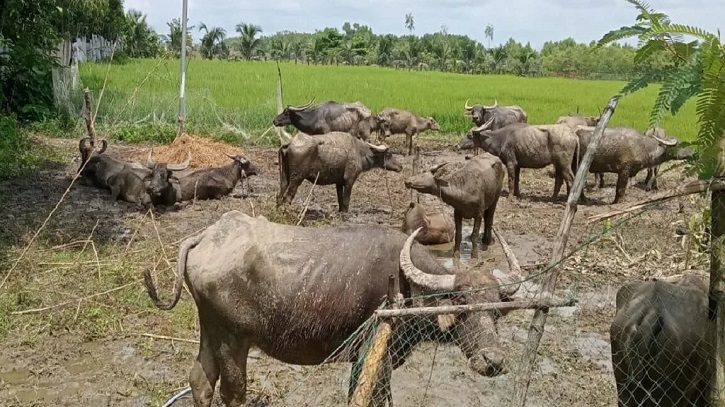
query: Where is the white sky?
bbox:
[124,0,723,50]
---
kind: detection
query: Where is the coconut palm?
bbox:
[235,22,263,60]
[198,23,226,59]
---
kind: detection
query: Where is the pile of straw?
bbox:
[134,133,245,169]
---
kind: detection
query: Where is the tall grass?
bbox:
[78,58,699,144]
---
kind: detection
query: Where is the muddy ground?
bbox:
[0,133,708,406]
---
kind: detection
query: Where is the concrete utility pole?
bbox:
[176,0,188,139]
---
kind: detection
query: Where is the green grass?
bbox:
[77,58,700,144]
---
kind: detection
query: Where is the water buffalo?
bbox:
[107,170,153,210]
[464,99,528,129]
[376,108,441,155]
[177,154,259,201]
[574,126,693,203]
[277,131,403,212]
[555,114,600,129]
[458,120,580,201]
[272,98,377,141]
[401,201,454,245]
[610,273,710,407]
[404,152,505,255]
[143,211,523,407]
[78,137,108,170]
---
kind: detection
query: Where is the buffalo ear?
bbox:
[435,178,450,187]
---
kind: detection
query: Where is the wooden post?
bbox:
[709,137,725,405]
[512,95,620,406]
[83,89,96,146]
[349,275,398,407]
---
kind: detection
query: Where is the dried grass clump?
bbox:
[133,133,245,168]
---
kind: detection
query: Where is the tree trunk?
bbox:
[709,137,725,406]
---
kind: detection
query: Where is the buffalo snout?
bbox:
[457,135,474,150]
[272,112,291,127]
[384,154,404,172]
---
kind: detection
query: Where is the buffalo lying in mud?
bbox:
[272,98,377,141]
[401,201,454,245]
[376,108,441,155]
[277,131,402,212]
[464,99,528,130]
[610,273,710,407]
[78,137,108,169]
[574,126,693,203]
[404,152,505,255]
[143,211,524,407]
[176,154,259,201]
[458,120,580,201]
[108,170,153,210]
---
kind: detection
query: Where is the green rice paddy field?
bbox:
[79,58,699,144]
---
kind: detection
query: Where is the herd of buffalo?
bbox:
[70,98,705,406]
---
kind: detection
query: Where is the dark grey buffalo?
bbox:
[277,131,403,212]
[177,154,259,201]
[404,152,505,255]
[376,108,441,155]
[272,98,376,141]
[78,137,108,170]
[143,211,523,407]
[108,170,153,210]
[458,120,580,201]
[574,126,693,203]
[610,273,710,407]
[464,99,528,129]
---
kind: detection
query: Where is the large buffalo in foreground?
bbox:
[464,99,528,129]
[404,152,505,255]
[458,120,579,201]
[376,108,441,155]
[143,211,523,407]
[277,131,402,212]
[177,154,259,201]
[610,273,710,407]
[574,126,693,203]
[272,98,377,141]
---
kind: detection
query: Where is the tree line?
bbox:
[121,12,672,82]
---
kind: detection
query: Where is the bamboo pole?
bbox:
[349,275,398,407]
[374,298,574,318]
[512,95,620,406]
[709,137,725,405]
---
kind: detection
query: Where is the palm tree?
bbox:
[198,22,226,59]
[166,18,194,57]
[235,22,263,60]
[484,24,494,49]
[405,13,415,34]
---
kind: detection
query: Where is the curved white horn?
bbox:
[400,227,456,291]
[288,97,316,112]
[482,99,498,109]
[651,133,678,146]
[366,142,389,152]
[167,150,192,171]
[464,98,475,110]
[492,227,522,298]
[473,117,495,132]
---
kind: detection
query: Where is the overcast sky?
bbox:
[124,0,722,50]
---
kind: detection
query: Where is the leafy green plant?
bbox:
[596,0,725,179]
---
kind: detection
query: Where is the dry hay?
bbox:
[133,133,245,169]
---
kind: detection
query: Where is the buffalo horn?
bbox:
[651,133,678,146]
[145,148,156,168]
[400,227,456,292]
[482,99,498,109]
[288,97,316,112]
[96,139,108,154]
[491,227,522,299]
[473,117,495,132]
[167,151,193,171]
[366,142,389,152]
[464,98,475,111]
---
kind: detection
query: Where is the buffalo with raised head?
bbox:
[610,272,710,407]
[464,99,528,130]
[574,126,693,203]
[458,120,580,201]
[277,131,402,212]
[272,98,376,141]
[404,152,505,255]
[401,201,454,245]
[177,154,260,201]
[376,108,441,155]
[143,211,523,407]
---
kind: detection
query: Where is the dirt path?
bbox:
[0,134,706,406]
